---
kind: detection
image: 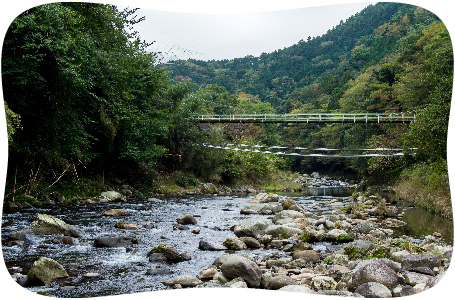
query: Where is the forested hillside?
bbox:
[2,2,453,216]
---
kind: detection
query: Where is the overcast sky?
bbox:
[129,2,374,61]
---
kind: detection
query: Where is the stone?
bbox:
[326,229,349,241]
[402,254,443,270]
[213,271,229,284]
[272,210,305,224]
[146,266,173,275]
[83,272,100,278]
[213,254,253,267]
[316,290,363,297]
[223,237,247,250]
[176,214,197,225]
[103,209,131,216]
[353,222,375,234]
[355,282,392,298]
[10,229,35,242]
[311,275,337,291]
[94,236,139,247]
[148,244,190,262]
[391,250,411,263]
[198,240,227,251]
[220,255,262,288]
[148,253,168,263]
[350,259,399,291]
[249,193,279,203]
[234,217,271,238]
[241,203,283,215]
[278,285,313,293]
[28,214,82,237]
[292,250,320,263]
[264,225,304,239]
[162,275,203,288]
[51,236,79,245]
[197,266,218,280]
[101,191,123,201]
[27,257,68,286]
[114,222,140,230]
[239,237,261,248]
[268,275,295,290]
[403,271,434,286]
[392,285,416,297]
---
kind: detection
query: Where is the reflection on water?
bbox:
[302,186,357,197]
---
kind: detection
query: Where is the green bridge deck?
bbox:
[192,113,415,124]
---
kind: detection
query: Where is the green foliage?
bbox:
[336,234,354,243]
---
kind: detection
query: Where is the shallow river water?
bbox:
[1,187,453,297]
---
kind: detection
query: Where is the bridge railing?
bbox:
[192,113,416,123]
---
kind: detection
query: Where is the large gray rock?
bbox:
[355,282,392,298]
[234,217,271,238]
[402,254,443,270]
[241,203,283,215]
[213,254,253,267]
[272,210,305,224]
[311,275,337,291]
[353,222,375,234]
[103,209,131,216]
[292,250,320,263]
[249,193,279,203]
[163,275,203,288]
[101,191,123,201]
[28,214,82,237]
[326,229,349,241]
[26,257,68,286]
[148,243,190,262]
[350,259,399,291]
[220,255,262,288]
[94,236,139,247]
[267,275,295,290]
[199,240,227,251]
[265,225,303,239]
[239,237,261,248]
[278,285,313,293]
[176,214,197,225]
[223,237,247,250]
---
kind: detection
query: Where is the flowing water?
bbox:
[1,187,453,297]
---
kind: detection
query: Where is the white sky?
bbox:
[131,3,373,61]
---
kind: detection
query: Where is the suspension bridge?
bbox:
[192,112,416,124]
[194,112,417,157]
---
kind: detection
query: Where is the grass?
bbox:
[259,170,302,192]
[394,159,452,218]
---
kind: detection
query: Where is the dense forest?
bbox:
[2,2,453,216]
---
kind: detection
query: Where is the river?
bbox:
[1,187,453,297]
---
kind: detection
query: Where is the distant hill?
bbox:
[164,2,440,111]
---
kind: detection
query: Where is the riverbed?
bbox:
[1,187,453,297]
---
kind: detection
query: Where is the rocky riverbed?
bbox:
[1,189,453,297]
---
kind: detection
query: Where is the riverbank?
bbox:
[3,191,452,297]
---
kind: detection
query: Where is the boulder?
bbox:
[51,236,78,245]
[94,236,139,247]
[101,191,123,201]
[249,193,279,203]
[265,225,303,239]
[114,222,140,230]
[349,259,399,291]
[197,266,218,280]
[403,271,434,286]
[28,214,82,237]
[311,275,337,291]
[326,229,349,241]
[402,254,443,270]
[198,240,227,251]
[148,243,190,262]
[103,209,131,216]
[241,203,283,215]
[292,250,320,263]
[10,229,35,242]
[223,237,247,250]
[163,275,203,288]
[234,217,271,238]
[239,237,261,248]
[278,285,313,293]
[220,256,262,288]
[272,210,305,224]
[176,214,197,225]
[27,257,68,286]
[353,222,375,234]
[268,275,295,290]
[213,254,253,267]
[355,282,392,298]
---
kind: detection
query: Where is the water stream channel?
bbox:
[1,187,453,297]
